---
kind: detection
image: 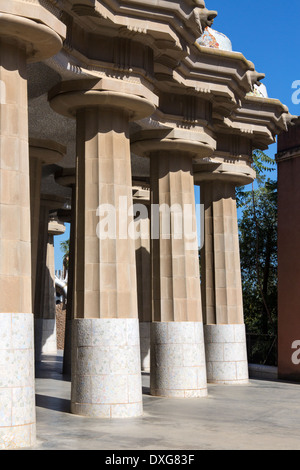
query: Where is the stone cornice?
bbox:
[276,146,300,163]
[227,96,290,149]
[65,0,217,48]
[0,0,66,38]
[38,0,290,153]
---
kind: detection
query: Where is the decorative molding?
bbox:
[276,146,300,163]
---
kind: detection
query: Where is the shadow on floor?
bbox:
[35,394,71,413]
[35,354,70,381]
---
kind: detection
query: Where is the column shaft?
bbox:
[0,40,35,449]
[29,155,43,306]
[71,107,142,417]
[134,190,151,371]
[63,183,76,377]
[201,181,248,384]
[34,207,65,360]
[151,153,202,323]
[150,152,207,398]
[74,108,138,319]
[29,140,65,308]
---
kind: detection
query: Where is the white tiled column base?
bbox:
[150,322,207,398]
[139,322,150,372]
[0,313,36,449]
[34,319,57,360]
[71,318,143,418]
[204,324,249,384]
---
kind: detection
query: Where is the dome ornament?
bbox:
[197,26,233,52]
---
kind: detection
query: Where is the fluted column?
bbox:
[49,79,156,418]
[149,151,207,397]
[133,185,151,372]
[43,217,65,354]
[29,139,65,307]
[0,8,64,449]
[55,168,76,378]
[0,38,35,450]
[34,196,65,361]
[131,124,216,399]
[200,181,248,384]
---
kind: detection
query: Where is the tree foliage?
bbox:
[60,239,70,271]
[238,150,278,364]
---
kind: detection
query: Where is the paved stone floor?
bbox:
[31,352,300,450]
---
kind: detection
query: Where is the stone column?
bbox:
[133,185,151,372]
[29,139,65,307]
[49,79,156,418]
[200,181,248,384]
[55,169,76,378]
[0,9,64,449]
[149,151,207,398]
[131,125,216,399]
[44,216,66,354]
[34,196,65,361]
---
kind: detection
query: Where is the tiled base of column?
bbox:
[204,324,249,384]
[34,318,57,360]
[139,322,150,372]
[150,322,207,398]
[0,313,36,449]
[71,318,143,418]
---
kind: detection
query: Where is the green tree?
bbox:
[60,239,70,272]
[238,150,278,364]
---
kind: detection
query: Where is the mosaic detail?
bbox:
[71,318,143,418]
[0,313,36,449]
[197,27,233,52]
[247,83,269,99]
[204,324,249,384]
[150,322,207,398]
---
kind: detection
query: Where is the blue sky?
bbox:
[55,0,300,269]
[194,0,300,244]
[209,0,300,120]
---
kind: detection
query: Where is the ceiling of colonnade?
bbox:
[26,0,290,202]
[27,61,151,194]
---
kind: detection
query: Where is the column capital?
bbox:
[40,193,66,211]
[29,138,66,165]
[48,216,65,237]
[48,78,158,121]
[131,127,216,161]
[55,167,76,188]
[194,161,256,186]
[132,184,150,205]
[0,11,64,62]
[194,132,256,186]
